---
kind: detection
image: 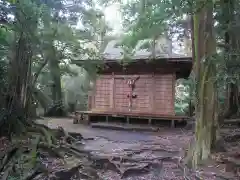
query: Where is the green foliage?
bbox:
[0,0,112,127]
[24,0,111,112]
[0,59,8,99]
[120,0,192,47]
[62,65,90,110]
[175,79,191,115]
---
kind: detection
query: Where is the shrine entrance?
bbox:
[113,75,151,113]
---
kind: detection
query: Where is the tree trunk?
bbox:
[45,45,65,117]
[49,59,62,103]
[224,83,239,118]
[221,0,240,119]
[187,1,218,168]
[68,103,76,112]
[8,33,32,116]
[3,31,33,136]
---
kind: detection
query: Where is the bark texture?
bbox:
[187,1,218,168]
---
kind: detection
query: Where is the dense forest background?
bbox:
[0,0,240,178]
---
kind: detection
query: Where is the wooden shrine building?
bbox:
[80,37,192,125]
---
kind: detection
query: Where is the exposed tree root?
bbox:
[54,164,82,180]
[90,155,122,174]
[0,122,100,180]
[87,152,176,179]
[22,165,45,180]
[120,164,151,179]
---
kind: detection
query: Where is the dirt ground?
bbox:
[38,118,240,180]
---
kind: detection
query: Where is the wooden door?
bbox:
[113,75,152,113]
[131,77,151,112]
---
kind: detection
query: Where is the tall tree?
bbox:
[5,0,42,133]
[219,0,240,119]
[186,0,219,168]
[32,0,110,116]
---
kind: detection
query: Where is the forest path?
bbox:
[38,118,238,180]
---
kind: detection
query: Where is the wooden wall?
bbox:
[90,73,176,116]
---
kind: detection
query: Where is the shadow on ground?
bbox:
[38,118,239,180]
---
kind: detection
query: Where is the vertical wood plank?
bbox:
[151,74,156,113]
[110,73,115,110]
[87,94,91,110]
[172,73,176,115]
[90,78,97,111]
[93,76,112,110]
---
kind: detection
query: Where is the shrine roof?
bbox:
[72,37,192,79]
[103,37,191,59]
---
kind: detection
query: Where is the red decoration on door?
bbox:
[126,76,140,111]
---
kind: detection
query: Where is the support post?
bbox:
[171,120,175,128]
[148,118,152,125]
[106,116,109,123]
[126,116,130,124]
[150,74,155,113]
[110,73,115,110]
[86,115,90,125]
